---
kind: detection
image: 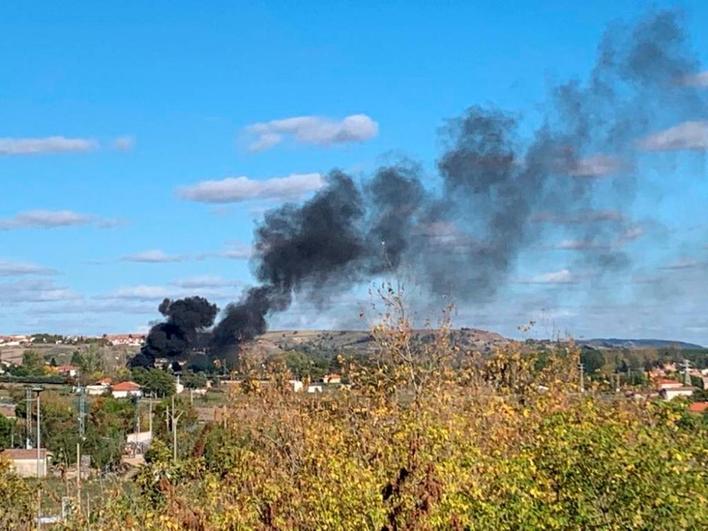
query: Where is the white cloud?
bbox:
[639,121,708,151]
[521,269,577,285]
[660,259,704,271]
[0,279,79,303]
[122,250,185,263]
[0,259,55,276]
[567,155,625,177]
[113,135,135,151]
[0,210,94,230]
[618,225,645,242]
[678,71,708,87]
[220,243,252,260]
[109,285,173,301]
[552,240,609,251]
[105,281,242,302]
[244,114,378,151]
[0,136,97,155]
[172,275,241,289]
[532,209,624,225]
[178,173,324,203]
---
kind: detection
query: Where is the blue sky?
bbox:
[1,1,707,343]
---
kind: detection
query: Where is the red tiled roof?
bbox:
[688,402,708,413]
[112,381,141,391]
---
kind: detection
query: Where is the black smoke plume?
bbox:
[131,10,707,368]
[130,296,217,368]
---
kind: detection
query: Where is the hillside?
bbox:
[242,327,510,358]
[578,338,705,350]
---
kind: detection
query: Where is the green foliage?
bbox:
[580,347,605,374]
[132,368,176,397]
[0,415,14,448]
[20,350,45,375]
[83,396,136,470]
[30,333,64,344]
[180,370,207,389]
[151,397,199,460]
[71,345,106,382]
[0,460,35,528]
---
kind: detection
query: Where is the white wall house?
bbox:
[111,381,143,399]
[0,449,51,478]
[660,387,694,400]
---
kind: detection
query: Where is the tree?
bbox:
[580,347,605,374]
[20,350,45,375]
[132,368,176,397]
[71,346,105,383]
[83,396,136,470]
[180,371,207,389]
[0,416,15,448]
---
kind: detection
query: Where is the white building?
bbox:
[111,381,143,399]
[86,383,109,396]
[0,448,51,477]
[660,387,694,400]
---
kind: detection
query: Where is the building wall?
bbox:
[10,458,48,478]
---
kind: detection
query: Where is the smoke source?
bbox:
[132,10,707,369]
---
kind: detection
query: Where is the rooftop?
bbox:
[688,402,708,413]
[1,448,49,460]
[112,381,141,391]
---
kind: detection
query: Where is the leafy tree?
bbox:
[132,368,176,397]
[20,350,45,375]
[71,346,105,383]
[580,347,605,374]
[83,396,136,470]
[180,371,207,389]
[0,415,15,448]
[0,460,35,528]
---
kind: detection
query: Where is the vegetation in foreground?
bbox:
[1,300,707,530]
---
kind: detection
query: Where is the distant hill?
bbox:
[243,328,510,358]
[578,338,705,350]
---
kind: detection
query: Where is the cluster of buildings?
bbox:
[0,335,30,347]
[103,334,145,347]
[649,361,708,401]
[85,378,143,398]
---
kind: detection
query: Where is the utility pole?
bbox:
[76,386,86,515]
[32,386,44,530]
[682,359,692,386]
[25,387,33,449]
[578,362,585,393]
[170,395,183,464]
[36,391,41,478]
[148,397,153,435]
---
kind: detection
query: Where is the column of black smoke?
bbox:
[132,10,707,369]
[130,297,217,368]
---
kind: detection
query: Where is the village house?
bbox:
[86,377,112,396]
[323,373,342,385]
[307,384,323,394]
[104,334,145,347]
[655,378,683,390]
[659,386,694,400]
[0,448,51,478]
[111,381,143,399]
